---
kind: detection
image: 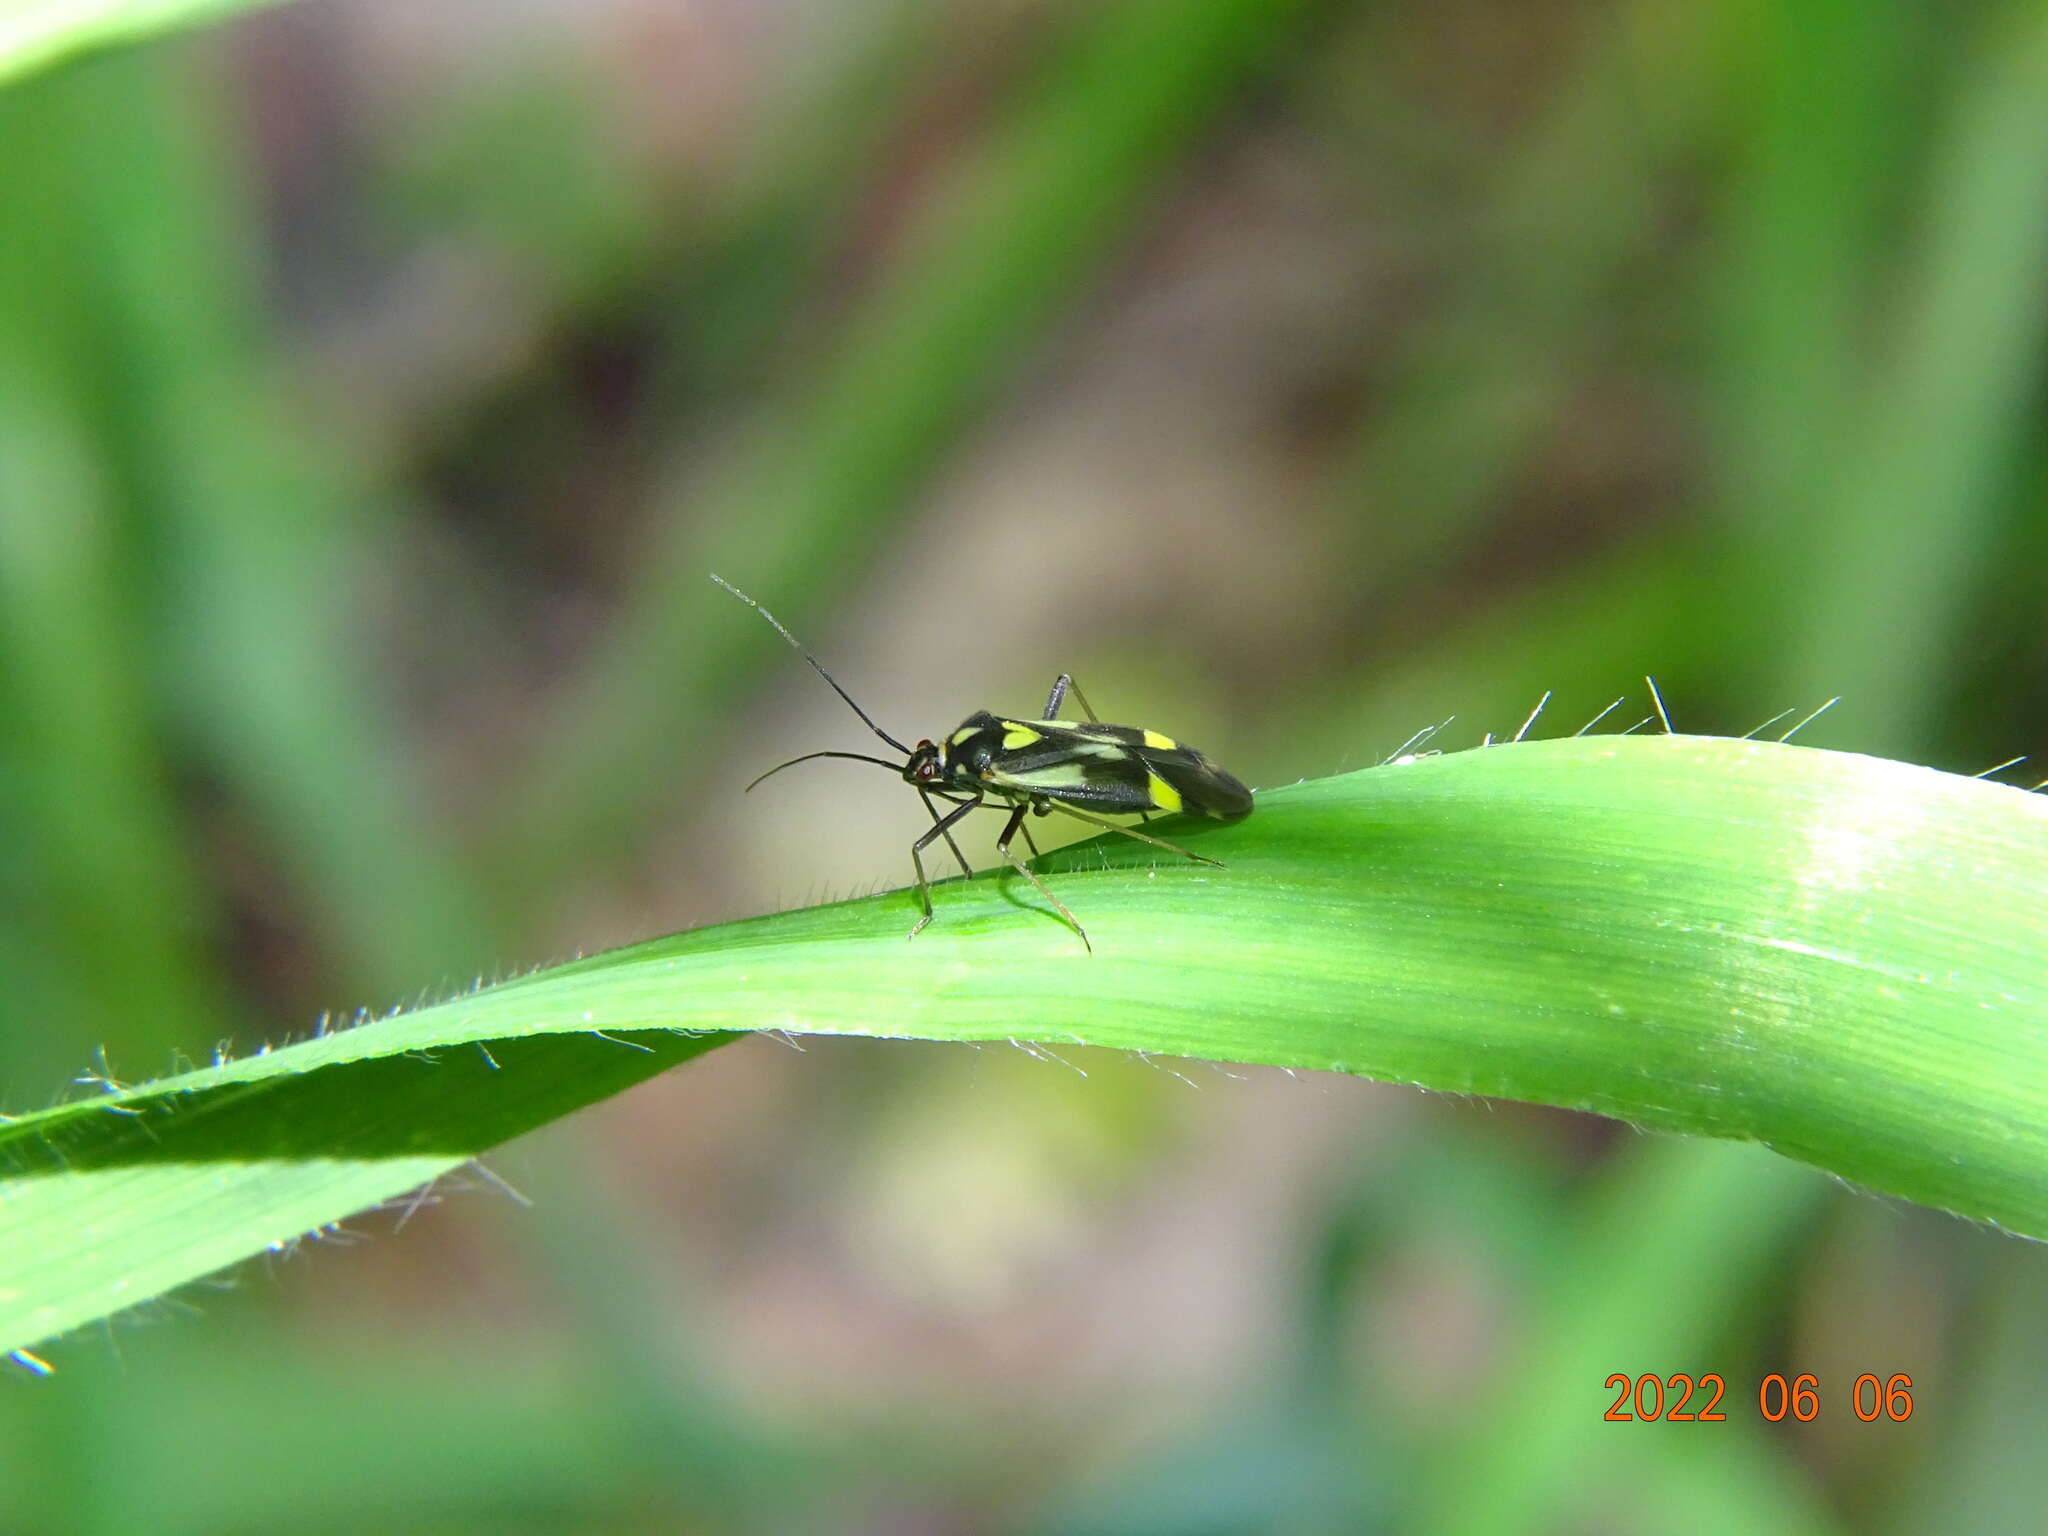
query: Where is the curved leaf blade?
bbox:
[5,733,2044,1356]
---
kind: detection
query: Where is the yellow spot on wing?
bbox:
[951,726,980,745]
[1002,723,1043,750]
[1147,772,1183,814]
[1142,730,1177,751]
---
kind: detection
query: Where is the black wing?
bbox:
[982,721,1252,821]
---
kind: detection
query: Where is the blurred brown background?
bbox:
[4,0,2047,1530]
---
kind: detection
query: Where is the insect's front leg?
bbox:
[908,793,982,939]
[917,787,976,880]
[996,802,1091,953]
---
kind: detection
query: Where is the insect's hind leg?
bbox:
[1039,675,1162,827]
[1040,673,1103,724]
[908,794,982,939]
[996,803,1091,952]
[1049,803,1224,867]
[1037,675,1151,825]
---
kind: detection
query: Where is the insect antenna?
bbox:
[712,574,913,754]
[746,749,904,793]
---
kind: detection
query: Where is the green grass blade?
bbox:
[62,48,495,990]
[0,84,230,1079]
[1417,1138,1830,1534]
[6,733,2046,1356]
[1770,8,2048,748]
[0,0,289,88]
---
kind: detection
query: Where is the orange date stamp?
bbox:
[1604,1373,1915,1422]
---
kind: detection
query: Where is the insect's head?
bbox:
[901,739,944,787]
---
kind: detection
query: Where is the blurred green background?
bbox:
[4,0,2048,1530]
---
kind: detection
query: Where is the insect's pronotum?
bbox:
[713,575,1253,951]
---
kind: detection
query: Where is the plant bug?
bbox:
[713,574,1252,951]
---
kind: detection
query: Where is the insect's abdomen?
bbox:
[1138,749,1245,831]
[1071,723,1252,822]
[1156,749,1253,821]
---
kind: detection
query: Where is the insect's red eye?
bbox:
[917,760,938,780]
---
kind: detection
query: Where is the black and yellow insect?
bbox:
[714,575,1252,951]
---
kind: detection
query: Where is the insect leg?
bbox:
[1015,797,1047,858]
[1048,803,1224,867]
[1039,673,1103,723]
[908,794,983,939]
[917,787,976,880]
[1040,675,1143,818]
[996,802,1091,952]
